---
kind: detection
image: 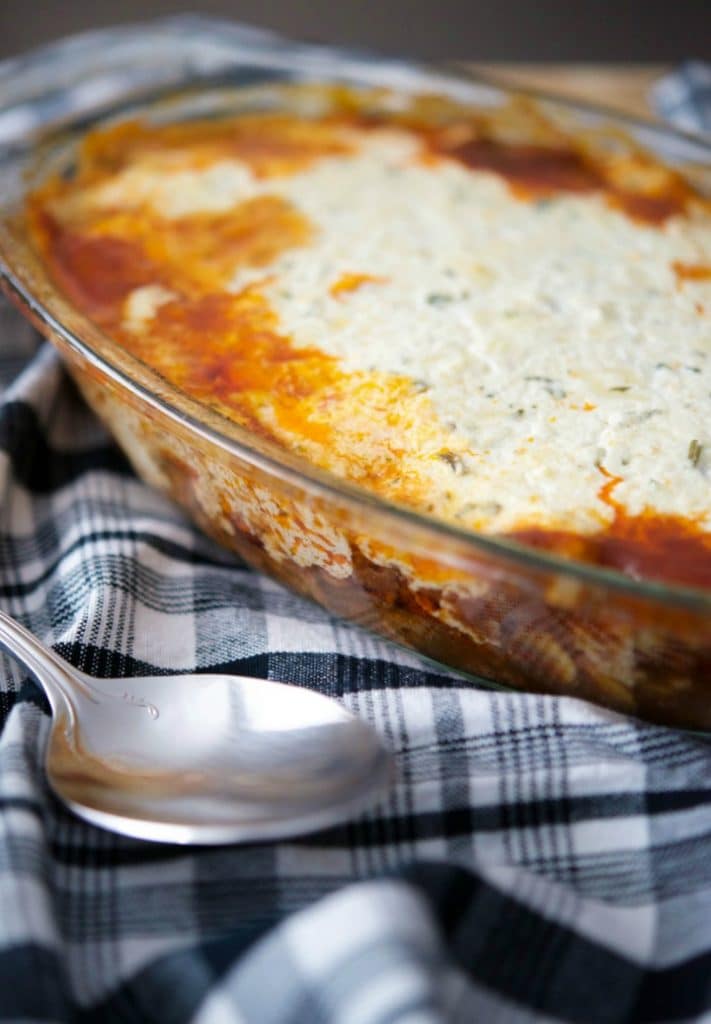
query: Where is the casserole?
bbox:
[1,72,710,729]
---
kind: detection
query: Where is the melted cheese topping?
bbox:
[26,101,711,588]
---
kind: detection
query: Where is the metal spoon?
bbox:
[0,609,393,844]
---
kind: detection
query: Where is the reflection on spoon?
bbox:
[0,610,393,844]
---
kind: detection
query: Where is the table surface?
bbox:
[465,64,667,120]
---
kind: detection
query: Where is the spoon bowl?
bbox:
[0,611,393,843]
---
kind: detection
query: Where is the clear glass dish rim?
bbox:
[1,65,710,613]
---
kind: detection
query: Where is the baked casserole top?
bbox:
[24,88,711,588]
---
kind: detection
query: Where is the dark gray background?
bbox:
[0,0,709,62]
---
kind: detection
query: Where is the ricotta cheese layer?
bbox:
[26,97,711,587]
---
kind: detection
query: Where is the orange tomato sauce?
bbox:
[25,105,711,589]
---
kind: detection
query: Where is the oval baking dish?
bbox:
[1,70,709,729]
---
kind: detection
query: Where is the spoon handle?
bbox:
[0,609,74,715]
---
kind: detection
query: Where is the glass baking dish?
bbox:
[0,40,709,730]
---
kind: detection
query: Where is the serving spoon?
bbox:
[0,609,393,844]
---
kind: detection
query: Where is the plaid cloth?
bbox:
[652,61,711,137]
[1,19,710,1023]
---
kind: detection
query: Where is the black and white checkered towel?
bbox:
[0,19,710,1023]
